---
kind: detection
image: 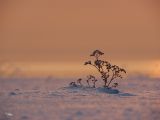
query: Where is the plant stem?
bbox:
[107,78,113,88]
[91,64,101,73]
[91,64,109,87]
[104,79,107,87]
[107,71,115,87]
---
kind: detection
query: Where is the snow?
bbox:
[0,76,160,120]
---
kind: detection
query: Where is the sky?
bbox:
[0,0,160,77]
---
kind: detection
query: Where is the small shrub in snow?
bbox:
[69,50,126,89]
[69,82,77,87]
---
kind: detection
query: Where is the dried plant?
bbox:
[69,50,126,89]
[84,50,126,88]
[106,65,126,87]
[70,78,83,87]
[86,75,97,88]
[69,82,77,87]
[92,79,97,88]
[77,78,82,86]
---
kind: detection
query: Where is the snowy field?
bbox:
[0,76,160,120]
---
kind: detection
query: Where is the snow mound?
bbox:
[61,85,120,94]
[96,87,119,94]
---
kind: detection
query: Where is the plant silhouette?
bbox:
[85,50,126,88]
[69,50,126,89]
[86,75,97,88]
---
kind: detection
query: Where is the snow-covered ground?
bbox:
[0,76,160,120]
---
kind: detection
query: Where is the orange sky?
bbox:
[0,0,160,78]
[0,0,159,62]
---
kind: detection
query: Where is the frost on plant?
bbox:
[69,50,126,89]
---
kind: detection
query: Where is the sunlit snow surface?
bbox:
[0,76,160,120]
